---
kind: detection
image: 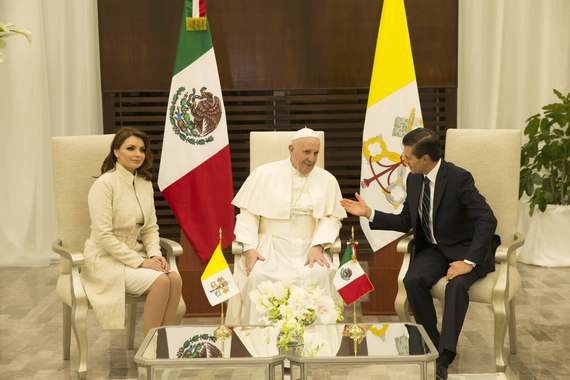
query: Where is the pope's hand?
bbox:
[245,249,264,276]
[305,245,330,268]
[340,192,372,219]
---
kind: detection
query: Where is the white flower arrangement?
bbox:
[0,22,32,63]
[250,280,342,353]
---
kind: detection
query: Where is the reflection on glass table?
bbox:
[135,325,284,380]
[134,323,436,380]
[289,323,438,380]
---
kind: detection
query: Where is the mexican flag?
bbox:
[333,242,374,305]
[359,0,423,251]
[201,243,239,306]
[158,0,235,264]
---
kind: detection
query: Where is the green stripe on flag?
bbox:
[173,11,213,76]
[339,244,353,267]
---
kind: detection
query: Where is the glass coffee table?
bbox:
[134,325,285,379]
[288,323,438,380]
[134,323,437,380]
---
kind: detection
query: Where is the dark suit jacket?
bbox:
[371,160,499,276]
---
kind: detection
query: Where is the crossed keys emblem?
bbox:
[361,108,422,209]
[209,276,231,297]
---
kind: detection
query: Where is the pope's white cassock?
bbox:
[226,156,346,325]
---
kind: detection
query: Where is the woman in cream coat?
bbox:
[81,127,182,334]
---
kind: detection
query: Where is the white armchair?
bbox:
[394,129,525,371]
[227,131,341,323]
[231,130,341,260]
[51,134,185,379]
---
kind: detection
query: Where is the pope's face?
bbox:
[289,137,320,175]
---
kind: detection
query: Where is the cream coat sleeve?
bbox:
[137,180,162,258]
[88,179,144,268]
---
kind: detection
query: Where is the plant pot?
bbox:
[517,201,570,267]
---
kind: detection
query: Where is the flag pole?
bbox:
[346,227,365,355]
[214,228,232,351]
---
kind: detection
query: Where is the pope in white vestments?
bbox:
[227,128,347,325]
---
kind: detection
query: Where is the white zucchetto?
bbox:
[292,127,319,141]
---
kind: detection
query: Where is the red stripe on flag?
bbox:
[337,274,374,305]
[161,146,235,264]
[199,0,207,17]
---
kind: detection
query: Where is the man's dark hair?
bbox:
[402,128,441,161]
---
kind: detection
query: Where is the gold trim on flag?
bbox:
[186,17,207,31]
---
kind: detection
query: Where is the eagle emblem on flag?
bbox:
[340,267,353,281]
[177,334,222,358]
[168,86,223,145]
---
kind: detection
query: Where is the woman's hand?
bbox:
[140,255,169,272]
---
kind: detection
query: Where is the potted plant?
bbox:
[518,89,570,266]
[519,89,569,214]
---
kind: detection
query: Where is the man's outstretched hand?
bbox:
[340,192,372,219]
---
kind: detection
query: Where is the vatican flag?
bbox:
[360,0,423,251]
[200,243,239,306]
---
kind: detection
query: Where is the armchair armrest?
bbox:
[329,237,341,268]
[159,238,183,257]
[51,240,88,315]
[52,239,85,266]
[232,240,243,255]
[495,232,525,263]
[159,238,183,273]
[396,234,415,254]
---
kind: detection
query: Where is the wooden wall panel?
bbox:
[99,0,457,91]
[97,0,183,91]
[97,0,458,317]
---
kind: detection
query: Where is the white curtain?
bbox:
[458,0,570,132]
[0,0,102,266]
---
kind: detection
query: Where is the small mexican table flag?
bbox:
[334,238,374,305]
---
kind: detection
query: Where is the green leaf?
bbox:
[539,117,551,134]
[525,181,534,196]
[538,197,547,212]
[531,173,542,185]
[544,190,554,203]
[524,116,540,138]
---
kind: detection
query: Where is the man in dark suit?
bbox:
[340,128,499,380]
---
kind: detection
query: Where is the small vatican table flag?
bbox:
[201,242,239,306]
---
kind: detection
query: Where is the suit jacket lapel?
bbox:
[433,161,448,218]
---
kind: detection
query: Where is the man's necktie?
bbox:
[421,177,433,243]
